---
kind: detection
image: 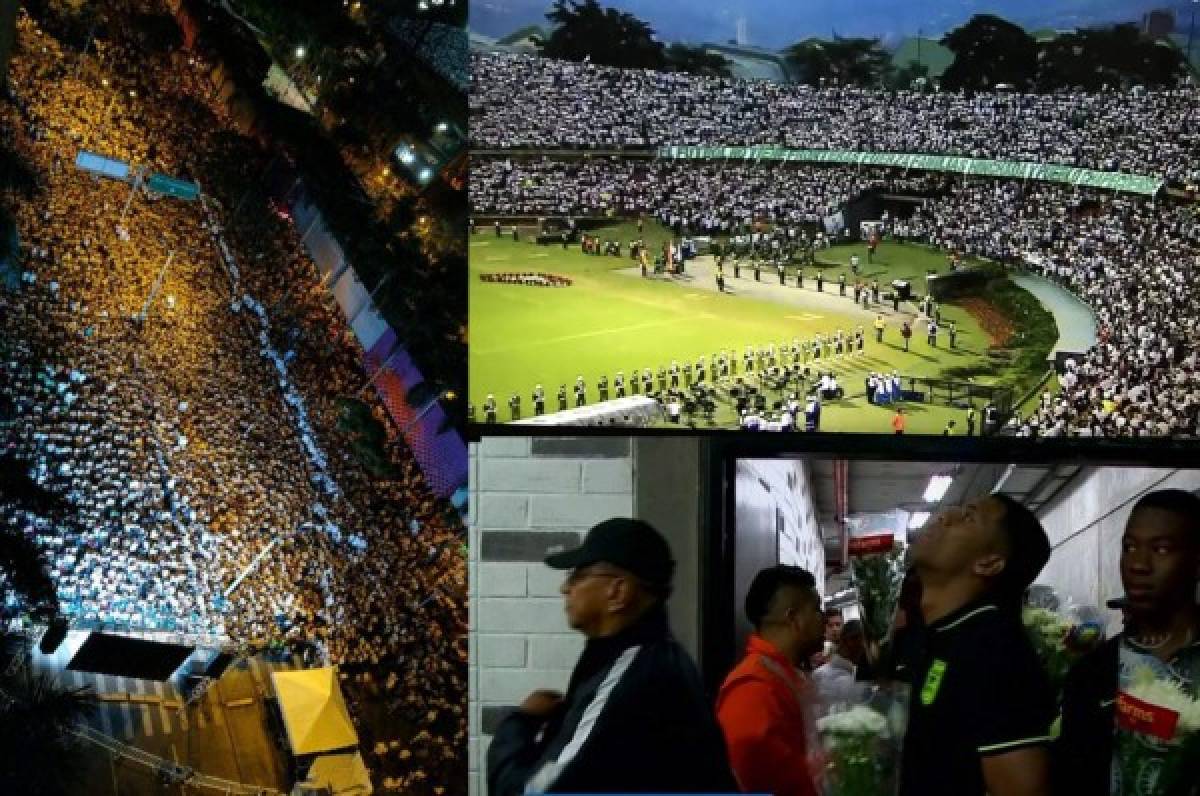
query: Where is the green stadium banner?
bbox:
[656,146,1163,195]
[145,173,200,201]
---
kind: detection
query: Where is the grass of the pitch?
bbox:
[470,221,1040,434]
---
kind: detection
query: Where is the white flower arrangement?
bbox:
[817,705,891,738]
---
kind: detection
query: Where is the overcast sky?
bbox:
[470,0,1193,50]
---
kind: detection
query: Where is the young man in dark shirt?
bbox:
[1055,489,1200,796]
[902,494,1055,796]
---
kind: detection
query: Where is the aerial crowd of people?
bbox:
[1,7,463,791]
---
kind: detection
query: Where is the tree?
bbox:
[536,0,667,72]
[664,44,732,78]
[1035,25,1188,91]
[0,672,95,796]
[0,456,65,623]
[1035,31,1106,92]
[941,14,1038,92]
[785,36,892,87]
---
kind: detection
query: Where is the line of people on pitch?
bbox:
[487,489,1200,796]
[475,332,874,422]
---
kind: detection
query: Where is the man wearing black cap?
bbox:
[901,493,1055,796]
[1055,489,1200,796]
[487,518,738,795]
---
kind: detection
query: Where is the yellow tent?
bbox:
[304,751,373,794]
[271,667,359,756]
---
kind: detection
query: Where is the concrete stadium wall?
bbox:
[1035,466,1200,632]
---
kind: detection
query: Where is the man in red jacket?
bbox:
[716,565,827,796]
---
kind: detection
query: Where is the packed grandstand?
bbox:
[471,50,1200,438]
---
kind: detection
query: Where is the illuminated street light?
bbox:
[419,168,433,182]
[295,46,306,59]
[435,122,449,133]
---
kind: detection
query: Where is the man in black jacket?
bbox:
[1056,489,1200,796]
[487,518,738,795]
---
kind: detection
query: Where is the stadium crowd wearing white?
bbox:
[472,52,1200,438]
[471,52,1200,185]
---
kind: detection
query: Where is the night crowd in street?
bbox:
[1,7,463,791]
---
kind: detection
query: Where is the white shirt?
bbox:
[812,654,868,715]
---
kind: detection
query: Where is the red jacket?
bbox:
[716,635,822,796]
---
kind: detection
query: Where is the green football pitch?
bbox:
[469,221,1042,434]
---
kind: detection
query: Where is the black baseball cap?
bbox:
[545,517,675,589]
[991,494,1051,600]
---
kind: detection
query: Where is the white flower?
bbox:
[1125,665,1200,737]
[817,705,890,738]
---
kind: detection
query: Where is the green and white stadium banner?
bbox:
[656,146,1163,195]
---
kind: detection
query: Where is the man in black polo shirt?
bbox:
[1055,489,1200,796]
[902,493,1055,796]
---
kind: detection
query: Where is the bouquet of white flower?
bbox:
[1113,663,1200,795]
[816,684,909,796]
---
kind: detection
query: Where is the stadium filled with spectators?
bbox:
[471,49,1200,439]
[471,51,1200,185]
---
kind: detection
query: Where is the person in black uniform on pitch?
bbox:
[901,494,1055,796]
[966,406,976,436]
[512,225,519,242]
[816,271,824,292]
[532,385,546,416]
[778,261,786,285]
[574,377,586,407]
[598,375,609,402]
[484,394,498,423]
[557,384,568,412]
[872,280,881,304]
[893,292,900,312]
[614,371,626,398]
[949,321,958,349]
[495,219,502,237]
[487,519,739,796]
[838,273,847,296]
[754,260,761,282]
[642,368,654,395]
[509,392,521,421]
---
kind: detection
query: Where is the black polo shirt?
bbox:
[901,599,1055,796]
